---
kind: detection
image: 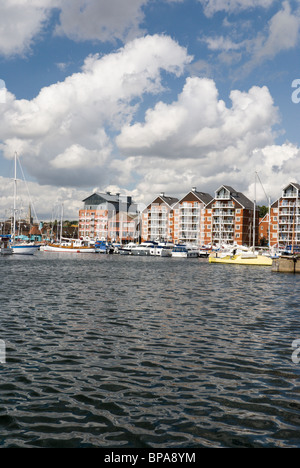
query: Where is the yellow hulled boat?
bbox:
[209,251,272,266]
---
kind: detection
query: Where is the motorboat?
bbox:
[150,242,174,257]
[118,242,138,255]
[171,245,199,258]
[131,241,156,256]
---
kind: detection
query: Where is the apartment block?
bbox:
[141,193,178,242]
[203,185,258,246]
[79,192,137,241]
[173,188,213,244]
[270,182,300,247]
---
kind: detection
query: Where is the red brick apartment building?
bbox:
[269,182,300,247]
[79,182,300,247]
[141,186,256,246]
[141,193,178,242]
[203,185,258,247]
[172,188,213,245]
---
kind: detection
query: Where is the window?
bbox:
[236,209,241,214]
[236,233,240,238]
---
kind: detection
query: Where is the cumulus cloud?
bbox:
[0,0,56,57]
[0,35,192,190]
[0,0,185,57]
[115,76,300,207]
[117,77,279,159]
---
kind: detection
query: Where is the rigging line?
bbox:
[255,171,270,206]
[16,154,40,226]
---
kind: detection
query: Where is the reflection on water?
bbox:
[0,253,300,447]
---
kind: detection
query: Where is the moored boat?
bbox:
[209,249,273,266]
[0,235,13,256]
[131,241,156,256]
[43,238,95,253]
[172,245,199,258]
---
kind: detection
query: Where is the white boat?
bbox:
[11,243,40,255]
[150,242,174,257]
[171,245,199,258]
[43,238,95,253]
[0,235,13,255]
[131,241,156,256]
[118,242,138,255]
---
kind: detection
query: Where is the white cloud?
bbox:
[55,0,148,43]
[117,77,279,159]
[0,35,192,191]
[251,1,300,64]
[199,0,277,17]
[202,1,300,75]
[0,0,56,57]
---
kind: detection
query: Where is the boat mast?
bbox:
[253,172,256,251]
[60,203,64,242]
[13,152,17,242]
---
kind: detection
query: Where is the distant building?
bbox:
[79,192,137,242]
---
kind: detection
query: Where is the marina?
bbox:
[0,252,300,448]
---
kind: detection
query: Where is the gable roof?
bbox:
[206,185,255,210]
[145,194,179,210]
[175,189,213,207]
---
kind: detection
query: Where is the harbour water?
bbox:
[1,253,300,448]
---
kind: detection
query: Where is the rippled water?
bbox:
[0,252,300,448]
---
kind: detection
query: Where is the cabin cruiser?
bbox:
[131,241,157,256]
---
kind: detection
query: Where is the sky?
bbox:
[1,0,300,221]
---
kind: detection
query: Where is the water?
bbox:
[0,252,300,448]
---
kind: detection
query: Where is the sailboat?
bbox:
[10,153,40,255]
[43,204,95,253]
[209,173,272,266]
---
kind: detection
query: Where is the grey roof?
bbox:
[207,185,255,209]
[160,195,179,207]
[232,192,255,209]
[83,192,120,204]
[193,191,213,205]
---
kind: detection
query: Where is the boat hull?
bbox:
[43,244,95,253]
[11,245,40,255]
[209,253,272,266]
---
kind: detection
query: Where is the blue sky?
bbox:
[0,0,300,220]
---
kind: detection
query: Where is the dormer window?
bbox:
[215,187,230,199]
[283,184,298,198]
